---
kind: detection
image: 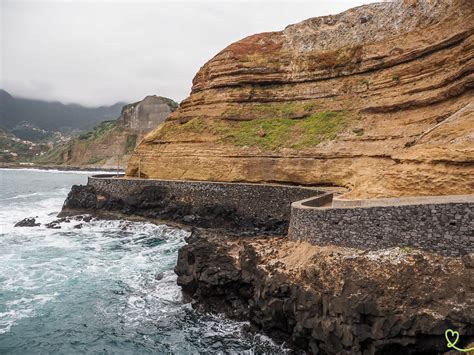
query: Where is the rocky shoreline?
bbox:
[176,230,474,355]
[52,182,474,354]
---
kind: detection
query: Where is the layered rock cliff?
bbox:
[127,0,473,198]
[37,96,177,169]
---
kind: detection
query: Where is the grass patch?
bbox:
[33,141,73,164]
[86,156,107,165]
[78,120,118,141]
[159,97,179,111]
[224,101,318,120]
[178,117,208,133]
[216,116,298,150]
[169,111,349,151]
[288,112,348,149]
[125,134,137,152]
[400,246,416,254]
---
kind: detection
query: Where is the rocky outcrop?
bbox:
[14,217,40,227]
[127,0,474,199]
[118,96,178,137]
[38,95,177,169]
[176,231,474,354]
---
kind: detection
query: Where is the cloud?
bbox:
[2,0,373,106]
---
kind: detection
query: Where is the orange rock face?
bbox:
[127,0,474,199]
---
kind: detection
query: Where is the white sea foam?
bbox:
[0,169,284,353]
[0,309,34,334]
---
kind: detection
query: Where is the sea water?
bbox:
[0,169,283,354]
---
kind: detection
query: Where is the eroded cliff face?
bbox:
[41,96,177,169]
[176,231,474,354]
[127,0,473,198]
[118,96,178,137]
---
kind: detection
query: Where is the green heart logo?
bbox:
[445,329,460,348]
[445,329,474,352]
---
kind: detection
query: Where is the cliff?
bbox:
[126,0,473,198]
[37,95,177,169]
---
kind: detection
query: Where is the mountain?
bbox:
[35,96,178,168]
[0,89,126,133]
[126,0,473,199]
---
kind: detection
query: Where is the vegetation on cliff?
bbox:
[162,110,350,150]
[77,120,118,141]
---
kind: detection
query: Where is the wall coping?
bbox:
[293,194,474,210]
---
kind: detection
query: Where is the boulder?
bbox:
[14,217,40,227]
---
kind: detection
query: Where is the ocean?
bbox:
[0,169,282,354]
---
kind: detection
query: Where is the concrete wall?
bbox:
[289,195,474,256]
[88,175,322,222]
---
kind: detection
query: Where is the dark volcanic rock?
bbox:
[60,183,288,235]
[14,217,40,227]
[62,185,98,211]
[175,231,474,354]
[45,220,62,229]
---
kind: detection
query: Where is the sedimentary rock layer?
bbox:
[175,231,474,354]
[127,0,474,198]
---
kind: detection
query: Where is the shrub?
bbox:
[125,134,137,152]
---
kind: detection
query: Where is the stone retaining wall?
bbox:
[289,195,474,256]
[87,175,322,228]
[85,176,473,256]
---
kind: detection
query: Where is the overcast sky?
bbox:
[2,0,374,107]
